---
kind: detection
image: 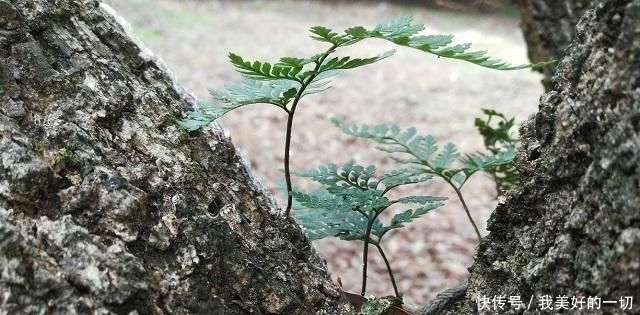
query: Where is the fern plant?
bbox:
[176,14,549,304]
[292,162,446,297]
[330,118,516,241]
[292,118,516,297]
[474,108,520,193]
[177,15,548,216]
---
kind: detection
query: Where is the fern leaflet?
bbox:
[292,162,444,243]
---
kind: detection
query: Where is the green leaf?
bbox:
[293,190,369,241]
[450,172,467,188]
[473,108,521,192]
[229,53,303,81]
[332,118,518,192]
[386,206,432,230]
[369,15,425,40]
[332,119,443,167]
[176,101,237,131]
[346,15,550,70]
[432,143,459,169]
[474,108,517,152]
[209,78,299,108]
[395,195,447,205]
[292,162,378,190]
[462,147,516,173]
[408,34,454,50]
[292,161,445,242]
[309,25,360,46]
[277,56,316,68]
[175,110,216,132]
[302,70,338,96]
[176,79,299,131]
[380,195,446,235]
[318,50,395,72]
[378,168,433,191]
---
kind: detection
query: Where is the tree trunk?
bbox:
[0,1,350,314]
[516,0,592,89]
[433,1,640,314]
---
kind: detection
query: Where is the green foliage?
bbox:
[326,118,519,245]
[175,15,540,299]
[292,162,445,297]
[474,108,521,192]
[292,162,445,243]
[177,15,544,215]
[178,16,548,132]
[332,119,515,190]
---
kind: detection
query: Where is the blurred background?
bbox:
[106,0,543,305]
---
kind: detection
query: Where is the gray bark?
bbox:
[516,0,592,89]
[438,1,640,314]
[0,1,350,314]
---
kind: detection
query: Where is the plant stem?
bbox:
[361,220,374,296]
[452,186,482,241]
[283,111,295,216]
[283,46,337,217]
[374,243,400,298]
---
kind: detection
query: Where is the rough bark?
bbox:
[0,1,350,314]
[516,0,592,89]
[438,1,640,314]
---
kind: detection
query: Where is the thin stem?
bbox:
[283,46,337,217]
[374,243,400,298]
[283,112,296,216]
[361,219,374,296]
[452,185,482,241]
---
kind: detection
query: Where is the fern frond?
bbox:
[432,143,460,169]
[318,50,395,72]
[332,118,519,191]
[332,119,442,166]
[384,205,439,232]
[292,162,378,190]
[474,109,521,192]
[293,190,369,240]
[292,160,445,243]
[175,102,234,131]
[378,168,433,191]
[373,195,445,238]
[302,70,338,96]
[276,56,316,68]
[177,79,298,131]
[462,147,515,171]
[292,188,391,242]
[367,15,425,40]
[309,26,360,46]
[216,78,299,106]
[229,53,304,82]
[344,15,551,70]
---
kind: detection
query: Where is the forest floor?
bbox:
[107,0,544,305]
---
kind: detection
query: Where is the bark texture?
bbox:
[441,1,640,314]
[0,1,350,314]
[516,0,592,89]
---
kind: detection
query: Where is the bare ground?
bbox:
[106,0,544,305]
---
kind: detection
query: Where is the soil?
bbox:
[106,0,544,306]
